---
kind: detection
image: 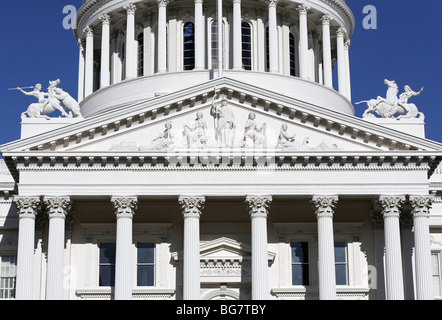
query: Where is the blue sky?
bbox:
[0,0,441,146]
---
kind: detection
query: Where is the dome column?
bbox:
[336,27,349,100]
[100,14,111,88]
[321,14,333,88]
[84,26,94,97]
[344,39,352,101]
[297,3,310,80]
[266,0,279,73]
[194,0,205,70]
[232,0,242,70]
[157,0,169,73]
[124,3,137,79]
[77,40,85,102]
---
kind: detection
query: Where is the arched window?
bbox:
[183,22,195,70]
[137,33,144,77]
[241,22,252,70]
[289,33,296,77]
[211,20,225,70]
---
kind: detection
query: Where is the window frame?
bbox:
[290,241,310,286]
[136,242,156,287]
[241,21,253,71]
[98,242,116,287]
[334,241,348,286]
[432,251,442,299]
[0,254,17,300]
[182,21,196,71]
[208,17,227,70]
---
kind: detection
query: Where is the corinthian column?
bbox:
[320,14,333,87]
[44,196,72,300]
[410,196,434,300]
[124,3,137,79]
[111,196,138,300]
[84,26,94,97]
[344,39,352,101]
[77,40,85,102]
[100,14,111,88]
[194,0,205,70]
[157,0,169,73]
[14,196,40,300]
[312,195,338,300]
[179,196,205,300]
[297,3,310,80]
[246,195,272,300]
[232,0,242,70]
[336,27,347,98]
[379,195,405,300]
[265,0,279,73]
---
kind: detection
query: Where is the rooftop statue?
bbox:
[16,79,82,119]
[356,79,425,120]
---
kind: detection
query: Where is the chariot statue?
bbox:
[356,79,424,120]
[16,79,83,119]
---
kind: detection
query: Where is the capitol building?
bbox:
[0,0,441,300]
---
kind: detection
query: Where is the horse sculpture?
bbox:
[356,79,425,120]
[20,79,83,119]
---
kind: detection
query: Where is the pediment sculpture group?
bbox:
[145,94,340,152]
[15,79,82,119]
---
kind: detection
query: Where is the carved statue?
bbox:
[277,124,297,150]
[147,121,175,151]
[210,95,236,147]
[356,79,425,120]
[241,112,266,148]
[183,112,208,147]
[18,79,82,119]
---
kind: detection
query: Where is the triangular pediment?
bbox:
[2,77,442,154]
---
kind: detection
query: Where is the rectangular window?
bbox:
[432,253,441,297]
[335,242,347,285]
[99,243,116,287]
[137,243,155,287]
[291,242,309,286]
[0,255,17,299]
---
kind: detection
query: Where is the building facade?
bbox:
[0,0,441,300]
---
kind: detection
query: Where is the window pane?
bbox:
[335,264,347,285]
[292,264,309,286]
[183,22,195,70]
[137,266,155,286]
[138,243,155,263]
[334,242,346,263]
[99,266,115,287]
[100,243,116,264]
[0,256,17,299]
[289,33,296,76]
[291,242,308,263]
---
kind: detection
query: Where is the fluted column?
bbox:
[111,196,138,300]
[336,27,347,98]
[246,195,272,300]
[77,40,85,102]
[194,0,205,70]
[380,196,405,300]
[344,39,352,101]
[157,0,169,73]
[179,196,205,300]
[84,26,94,97]
[100,14,111,88]
[312,195,338,300]
[266,0,279,73]
[297,3,310,80]
[14,197,40,300]
[232,0,242,70]
[124,3,137,79]
[410,196,434,300]
[321,14,333,87]
[44,196,71,300]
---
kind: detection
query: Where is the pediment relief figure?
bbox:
[182,112,209,148]
[146,121,175,151]
[210,95,236,147]
[241,112,267,148]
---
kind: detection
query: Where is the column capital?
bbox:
[124,3,137,15]
[14,196,40,219]
[410,195,433,218]
[379,195,406,218]
[44,196,71,219]
[321,14,332,25]
[111,196,138,219]
[84,25,93,37]
[336,27,346,37]
[99,13,111,25]
[265,0,279,7]
[312,195,338,218]
[344,39,351,49]
[179,196,205,218]
[296,3,310,15]
[246,195,272,219]
[157,0,170,7]
[232,0,241,4]
[194,0,203,3]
